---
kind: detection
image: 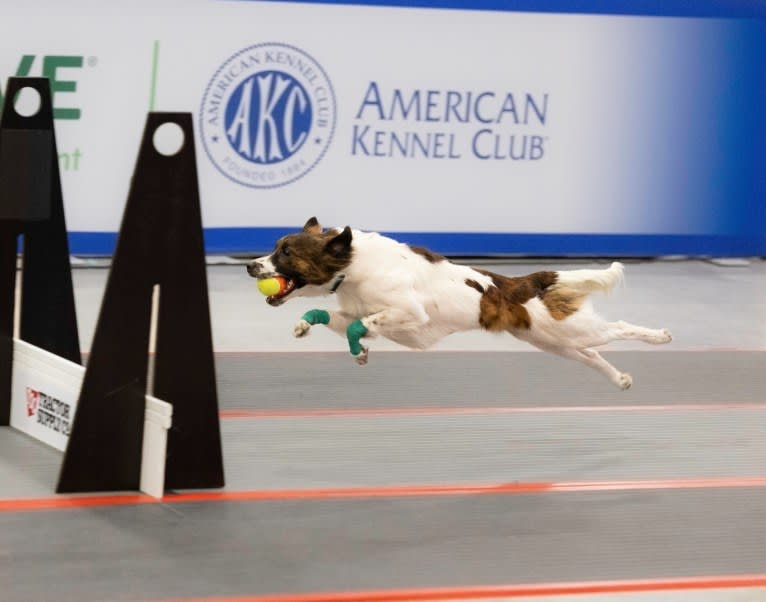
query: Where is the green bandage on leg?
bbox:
[301,309,330,325]
[346,319,368,356]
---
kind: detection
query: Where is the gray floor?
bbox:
[2,259,766,602]
[2,490,766,602]
[4,350,765,500]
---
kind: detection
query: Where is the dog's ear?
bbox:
[325,226,352,256]
[303,217,322,235]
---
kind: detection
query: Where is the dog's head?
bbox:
[246,217,353,306]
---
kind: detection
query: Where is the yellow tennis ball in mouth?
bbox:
[257,277,285,297]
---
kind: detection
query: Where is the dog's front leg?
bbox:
[294,309,355,338]
[294,309,371,365]
[360,303,429,338]
[346,319,370,365]
[350,305,429,363]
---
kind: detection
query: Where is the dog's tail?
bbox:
[554,261,624,294]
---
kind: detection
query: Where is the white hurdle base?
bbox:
[9,338,172,498]
[140,396,172,497]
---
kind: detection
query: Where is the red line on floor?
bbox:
[219,402,766,419]
[138,573,766,601]
[3,476,766,513]
[0,493,155,512]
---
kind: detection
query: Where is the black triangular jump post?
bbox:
[57,113,224,493]
[0,77,81,425]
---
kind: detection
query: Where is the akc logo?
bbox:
[200,43,336,189]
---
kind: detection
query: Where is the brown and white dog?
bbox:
[247,217,672,389]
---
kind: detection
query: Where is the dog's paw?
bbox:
[616,373,633,390]
[645,328,672,344]
[293,319,311,338]
[354,346,369,366]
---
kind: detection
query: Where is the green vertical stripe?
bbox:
[149,40,160,111]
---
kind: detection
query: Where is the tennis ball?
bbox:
[257,276,286,297]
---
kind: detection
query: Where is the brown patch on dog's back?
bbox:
[474,270,558,331]
[542,286,586,320]
[464,279,484,293]
[477,270,558,305]
[478,286,532,330]
[409,245,445,263]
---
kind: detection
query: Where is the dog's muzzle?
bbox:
[246,261,262,277]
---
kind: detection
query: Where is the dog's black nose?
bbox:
[246,262,259,277]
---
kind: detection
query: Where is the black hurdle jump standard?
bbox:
[57,112,225,493]
[0,77,81,426]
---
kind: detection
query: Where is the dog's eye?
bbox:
[281,246,290,256]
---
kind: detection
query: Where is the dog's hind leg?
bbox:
[576,347,632,390]
[531,342,632,390]
[574,320,672,348]
[609,321,672,345]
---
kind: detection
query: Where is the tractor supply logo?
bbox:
[200,43,337,189]
[26,388,38,417]
[25,387,71,437]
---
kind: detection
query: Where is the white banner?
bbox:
[1,1,765,255]
[11,339,82,451]
[10,338,172,498]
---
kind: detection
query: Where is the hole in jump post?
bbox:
[13,86,42,117]
[152,122,184,156]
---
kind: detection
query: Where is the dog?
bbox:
[246,217,672,389]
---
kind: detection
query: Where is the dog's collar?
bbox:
[329,273,346,293]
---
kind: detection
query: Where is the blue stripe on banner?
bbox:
[230,0,766,18]
[67,229,766,257]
